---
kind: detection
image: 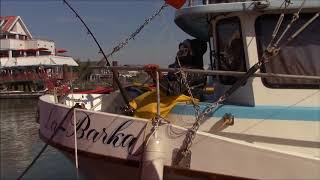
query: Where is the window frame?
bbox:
[255,13,320,89]
[215,16,247,85]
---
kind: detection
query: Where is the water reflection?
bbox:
[0,99,84,180]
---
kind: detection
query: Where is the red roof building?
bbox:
[0,16,78,67]
[0,16,32,38]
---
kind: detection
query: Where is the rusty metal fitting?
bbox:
[222,113,234,126]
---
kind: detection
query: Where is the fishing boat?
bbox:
[37,0,319,179]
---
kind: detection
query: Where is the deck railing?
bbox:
[89,66,320,82]
[187,0,253,7]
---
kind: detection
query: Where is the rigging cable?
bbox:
[273,0,307,47]
[62,0,132,113]
[268,0,291,47]
[16,106,76,180]
[62,0,169,114]
[100,2,168,62]
[207,15,214,70]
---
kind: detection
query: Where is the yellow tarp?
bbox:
[129,90,197,120]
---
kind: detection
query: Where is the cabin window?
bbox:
[255,14,320,89]
[216,17,246,85]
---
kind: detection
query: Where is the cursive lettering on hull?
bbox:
[44,110,145,155]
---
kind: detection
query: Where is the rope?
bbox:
[62,0,132,112]
[17,106,76,180]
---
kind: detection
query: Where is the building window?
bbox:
[0,51,9,57]
[8,34,15,39]
[19,35,25,40]
[39,51,51,56]
[255,14,320,89]
[0,34,6,39]
[26,50,36,56]
[12,50,24,57]
[216,17,246,85]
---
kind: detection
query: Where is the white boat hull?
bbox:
[38,95,320,179]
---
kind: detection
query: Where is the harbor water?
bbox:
[0,99,85,180]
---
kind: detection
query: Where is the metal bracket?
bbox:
[120,105,135,116]
[254,0,270,9]
[223,113,234,126]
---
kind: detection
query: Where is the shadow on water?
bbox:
[0,98,86,180]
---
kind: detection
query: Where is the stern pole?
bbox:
[141,71,164,180]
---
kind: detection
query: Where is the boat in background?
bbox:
[73,86,113,94]
[38,0,320,179]
[0,16,78,98]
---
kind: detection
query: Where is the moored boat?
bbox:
[38,0,320,179]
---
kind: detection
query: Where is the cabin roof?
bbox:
[175,0,320,40]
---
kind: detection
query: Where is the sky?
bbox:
[1,0,199,66]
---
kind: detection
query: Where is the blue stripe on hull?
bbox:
[171,104,320,121]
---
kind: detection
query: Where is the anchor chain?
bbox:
[176,57,201,117]
[99,3,168,63]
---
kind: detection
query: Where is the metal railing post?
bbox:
[155,71,161,138]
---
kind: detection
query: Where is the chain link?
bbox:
[176,57,201,117]
[173,57,224,165]
[100,3,168,63]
